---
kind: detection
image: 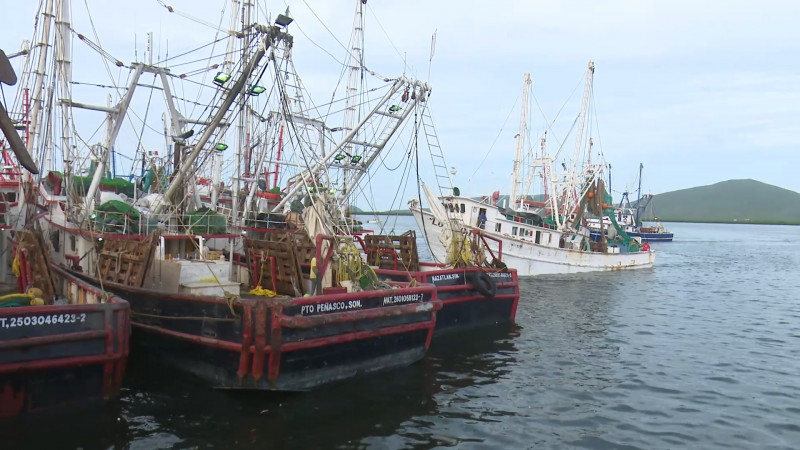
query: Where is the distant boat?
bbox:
[587,164,674,242]
[366,219,381,224]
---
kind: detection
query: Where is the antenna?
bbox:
[427,30,436,82]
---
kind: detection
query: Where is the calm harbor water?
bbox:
[3,219,800,449]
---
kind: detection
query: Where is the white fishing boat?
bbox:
[410,64,655,276]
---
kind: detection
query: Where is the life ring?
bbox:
[642,243,651,252]
[471,271,497,298]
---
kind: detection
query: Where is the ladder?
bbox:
[420,106,453,197]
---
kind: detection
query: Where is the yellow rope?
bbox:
[248,251,277,297]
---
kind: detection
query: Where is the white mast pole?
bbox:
[55,0,73,175]
[231,0,252,226]
[566,60,594,218]
[211,0,240,208]
[511,73,530,212]
[341,0,365,205]
[27,0,56,161]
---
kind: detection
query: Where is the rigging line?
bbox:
[297,0,385,76]
[82,0,124,99]
[412,108,440,264]
[73,77,223,111]
[297,0,349,57]
[588,86,605,163]
[154,35,229,66]
[185,0,229,122]
[154,0,230,35]
[378,142,415,213]
[71,118,109,160]
[285,56,331,122]
[551,113,581,165]
[468,95,520,183]
[0,85,7,111]
[164,47,245,69]
[132,73,158,176]
[363,2,405,66]
[297,81,393,119]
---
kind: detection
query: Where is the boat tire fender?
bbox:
[472,271,497,298]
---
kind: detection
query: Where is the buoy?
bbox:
[587,192,594,198]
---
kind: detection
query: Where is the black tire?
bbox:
[471,271,497,298]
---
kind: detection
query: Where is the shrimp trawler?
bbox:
[247,0,520,333]
[411,65,655,276]
[20,1,441,391]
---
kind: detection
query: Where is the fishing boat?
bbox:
[410,66,655,276]
[0,230,129,419]
[359,230,519,332]
[22,1,442,391]
[281,1,520,332]
[587,164,674,242]
[0,48,129,418]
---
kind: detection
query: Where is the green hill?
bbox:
[642,179,800,224]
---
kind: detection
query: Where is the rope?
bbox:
[249,251,277,297]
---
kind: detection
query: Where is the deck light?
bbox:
[388,105,401,112]
[334,153,346,163]
[215,143,229,151]
[213,72,231,86]
[350,155,362,165]
[275,7,293,27]
[250,85,266,95]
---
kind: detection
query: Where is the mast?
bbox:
[160,28,280,212]
[231,0,253,226]
[636,162,643,225]
[510,73,530,212]
[565,60,594,223]
[83,64,145,212]
[210,0,241,207]
[55,0,73,175]
[341,0,366,206]
[27,0,56,162]
[571,61,594,173]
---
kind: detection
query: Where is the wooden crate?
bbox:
[363,231,419,272]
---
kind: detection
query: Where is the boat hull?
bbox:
[374,265,519,333]
[70,273,441,391]
[0,266,129,419]
[413,207,654,277]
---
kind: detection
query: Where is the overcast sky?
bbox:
[3,0,799,210]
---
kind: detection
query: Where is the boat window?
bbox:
[460,204,465,213]
[70,235,77,252]
[512,226,518,236]
[535,230,541,244]
[495,223,501,233]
